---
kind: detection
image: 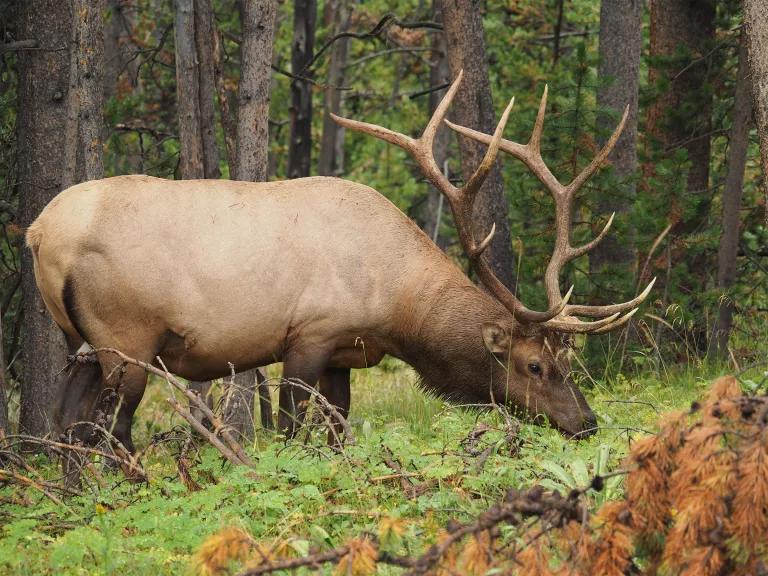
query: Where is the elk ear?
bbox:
[482,323,511,356]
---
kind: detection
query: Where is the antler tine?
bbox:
[421,69,464,150]
[461,97,515,216]
[546,308,639,335]
[558,277,656,319]
[529,84,548,153]
[569,212,614,259]
[589,308,639,335]
[543,311,622,333]
[475,223,496,256]
[451,96,569,324]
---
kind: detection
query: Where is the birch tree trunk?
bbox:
[438,0,516,290]
[710,34,752,359]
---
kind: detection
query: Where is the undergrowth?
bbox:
[0,355,739,575]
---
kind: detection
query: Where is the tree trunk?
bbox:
[75,0,105,181]
[175,0,217,423]
[287,0,317,179]
[589,0,642,298]
[231,0,279,434]
[236,0,277,181]
[647,0,715,229]
[646,0,714,348]
[213,24,237,171]
[104,0,139,101]
[710,34,752,360]
[744,0,768,213]
[317,0,349,177]
[420,2,450,248]
[174,0,204,179]
[0,306,7,435]
[438,0,516,290]
[17,0,71,437]
[194,0,221,178]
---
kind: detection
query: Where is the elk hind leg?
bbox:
[319,367,351,448]
[55,337,103,444]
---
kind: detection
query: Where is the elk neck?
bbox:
[391,275,514,403]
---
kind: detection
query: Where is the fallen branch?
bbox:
[278,378,356,446]
[3,434,146,480]
[72,348,254,468]
[165,396,246,467]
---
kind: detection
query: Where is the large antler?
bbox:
[445,86,655,333]
[332,71,570,323]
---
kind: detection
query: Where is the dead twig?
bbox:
[0,468,72,510]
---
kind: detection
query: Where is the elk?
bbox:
[27,72,652,451]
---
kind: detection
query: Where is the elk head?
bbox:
[333,72,654,438]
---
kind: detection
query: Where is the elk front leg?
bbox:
[319,367,351,447]
[277,346,332,437]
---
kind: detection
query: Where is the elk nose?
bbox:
[573,412,598,439]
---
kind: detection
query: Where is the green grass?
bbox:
[0,356,748,575]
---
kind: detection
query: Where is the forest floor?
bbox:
[0,349,759,575]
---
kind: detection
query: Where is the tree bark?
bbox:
[175,0,217,420]
[231,0,279,434]
[75,0,105,181]
[418,1,450,248]
[0,306,7,435]
[646,0,715,346]
[104,0,139,101]
[194,0,221,178]
[744,0,768,213]
[710,34,752,359]
[213,24,237,172]
[317,0,349,177]
[17,0,71,437]
[287,0,317,179]
[174,0,204,179]
[647,0,715,228]
[236,0,277,181]
[438,0,516,290]
[589,0,642,298]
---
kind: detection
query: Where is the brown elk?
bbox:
[27,72,652,451]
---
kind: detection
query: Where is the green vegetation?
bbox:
[0,355,736,575]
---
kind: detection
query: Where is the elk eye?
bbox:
[528,363,542,376]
